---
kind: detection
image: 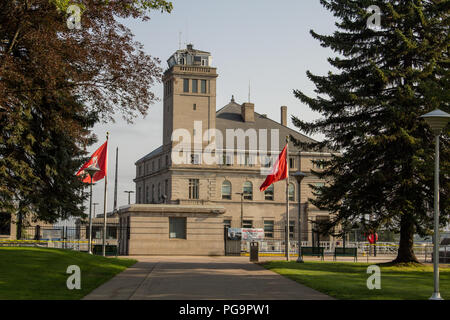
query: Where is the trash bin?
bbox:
[250,242,259,262]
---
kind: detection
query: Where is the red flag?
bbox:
[76,141,108,183]
[259,144,288,192]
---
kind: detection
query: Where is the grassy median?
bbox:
[0,247,136,300]
[263,261,450,300]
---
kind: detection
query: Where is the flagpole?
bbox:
[285,136,290,262]
[102,132,109,257]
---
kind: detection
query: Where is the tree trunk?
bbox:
[393,213,419,263]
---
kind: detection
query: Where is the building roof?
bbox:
[136,99,328,164]
[216,100,318,153]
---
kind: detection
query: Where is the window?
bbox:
[314,182,325,195]
[264,184,274,201]
[158,183,161,201]
[288,183,295,201]
[0,213,11,235]
[189,179,199,199]
[243,182,253,200]
[222,154,232,166]
[193,103,197,111]
[289,158,295,169]
[152,161,155,172]
[158,158,161,170]
[138,187,142,204]
[192,79,198,93]
[263,156,272,168]
[222,181,232,200]
[224,219,232,229]
[201,80,207,93]
[146,185,149,204]
[183,79,189,92]
[151,185,155,203]
[243,220,253,228]
[289,220,295,240]
[191,153,200,165]
[165,179,169,197]
[169,217,186,239]
[165,155,169,167]
[264,220,274,238]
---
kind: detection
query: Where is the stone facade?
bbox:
[132,45,337,251]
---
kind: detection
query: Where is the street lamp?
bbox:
[293,171,308,263]
[124,191,135,205]
[420,109,450,301]
[235,192,249,228]
[85,164,100,255]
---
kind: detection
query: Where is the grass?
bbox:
[0,247,137,300]
[263,260,450,300]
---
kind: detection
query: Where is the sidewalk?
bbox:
[83,256,333,300]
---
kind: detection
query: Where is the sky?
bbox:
[86,0,339,218]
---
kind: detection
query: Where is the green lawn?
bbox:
[0,247,137,300]
[263,261,450,300]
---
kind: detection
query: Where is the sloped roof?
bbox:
[216,100,317,152]
[137,100,326,164]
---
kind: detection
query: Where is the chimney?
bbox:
[187,43,193,50]
[281,106,287,126]
[241,103,255,123]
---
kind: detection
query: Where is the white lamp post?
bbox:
[85,164,100,255]
[420,109,450,301]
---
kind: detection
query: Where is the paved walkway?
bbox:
[83,256,333,300]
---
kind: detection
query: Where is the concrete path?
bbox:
[83,256,332,300]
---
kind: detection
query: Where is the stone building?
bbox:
[123,44,336,255]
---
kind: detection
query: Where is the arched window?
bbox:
[264,184,274,201]
[243,181,253,200]
[288,183,295,201]
[222,180,232,200]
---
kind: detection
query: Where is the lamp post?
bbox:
[235,192,249,228]
[85,164,100,255]
[420,109,450,301]
[124,191,135,205]
[293,171,308,263]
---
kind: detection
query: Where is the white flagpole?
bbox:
[102,132,109,257]
[286,136,290,261]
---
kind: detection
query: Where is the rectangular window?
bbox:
[224,219,232,229]
[183,79,189,93]
[0,213,11,235]
[289,158,295,169]
[189,179,199,199]
[192,79,198,93]
[193,103,197,111]
[169,217,186,239]
[289,220,295,240]
[165,179,169,197]
[264,220,274,238]
[243,220,253,229]
[201,80,207,93]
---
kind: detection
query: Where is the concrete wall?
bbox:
[119,204,225,256]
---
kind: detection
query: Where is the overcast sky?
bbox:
[86,0,338,217]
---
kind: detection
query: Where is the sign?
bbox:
[227,228,242,240]
[242,228,264,241]
[227,228,265,241]
[42,229,62,241]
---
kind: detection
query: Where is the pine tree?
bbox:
[292,0,449,263]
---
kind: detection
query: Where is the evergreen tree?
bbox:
[292,0,449,263]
